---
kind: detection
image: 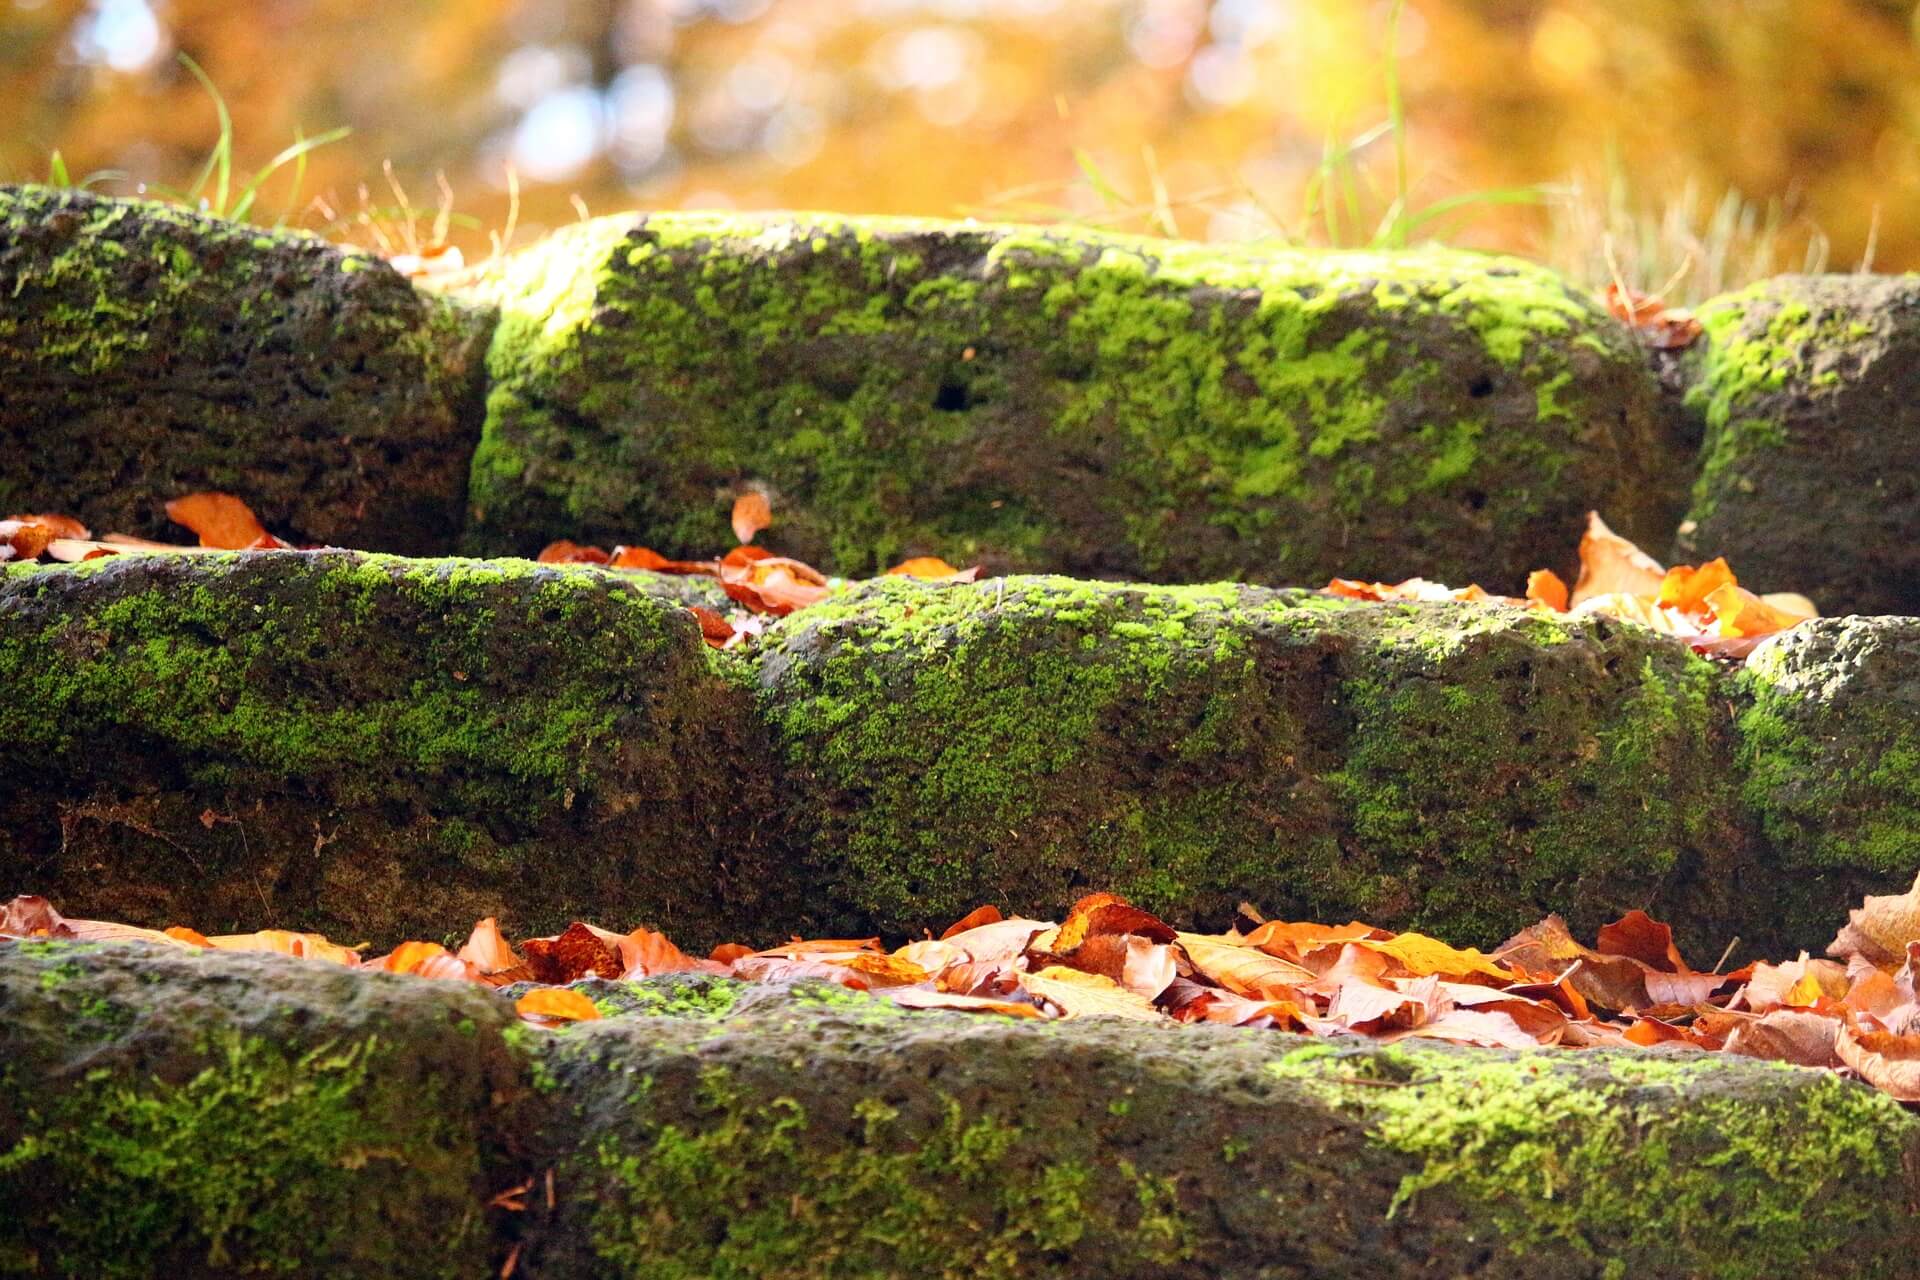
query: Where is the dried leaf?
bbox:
[1721,1009,1841,1067]
[537,540,610,564]
[1355,932,1517,983]
[203,929,361,966]
[0,895,75,938]
[1525,568,1569,612]
[1836,1019,1920,1101]
[1595,910,1688,973]
[1177,933,1314,1000]
[1829,871,1920,969]
[731,492,772,544]
[884,987,1042,1018]
[619,928,704,979]
[522,922,622,984]
[887,557,982,582]
[515,988,601,1023]
[1018,966,1162,1020]
[6,513,89,540]
[165,492,284,550]
[940,905,1004,939]
[1571,511,1665,607]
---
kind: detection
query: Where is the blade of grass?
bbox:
[229,126,350,223]
[178,54,233,215]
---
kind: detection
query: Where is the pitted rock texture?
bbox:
[0,184,491,553]
[0,551,785,948]
[5,945,1917,1280]
[751,575,1777,955]
[1675,274,1920,615]
[457,212,1685,585]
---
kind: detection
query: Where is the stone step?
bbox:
[454,211,1684,585]
[5,550,1914,957]
[0,185,490,553]
[2,941,1913,1280]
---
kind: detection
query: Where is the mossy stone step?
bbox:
[755,575,1757,954]
[0,551,784,948]
[457,212,1684,585]
[0,185,492,553]
[4,942,1915,1279]
[1675,274,1920,615]
[5,555,1916,956]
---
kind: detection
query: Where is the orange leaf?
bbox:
[1524,568,1569,613]
[164,492,274,550]
[731,492,772,544]
[1570,511,1665,607]
[374,940,451,975]
[537,540,610,564]
[1657,558,1737,615]
[1178,933,1314,1000]
[1594,910,1688,973]
[887,557,981,582]
[686,606,737,647]
[1018,966,1161,1020]
[1836,1019,1920,1101]
[940,905,1004,939]
[6,513,89,540]
[1355,933,1517,983]
[204,929,361,966]
[885,988,1042,1018]
[619,928,703,979]
[515,988,602,1023]
[1704,583,1807,639]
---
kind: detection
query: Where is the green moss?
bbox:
[0,1031,480,1278]
[586,1065,1189,1278]
[1268,1046,1916,1280]
[463,212,1649,581]
[0,553,698,813]
[1685,284,1883,522]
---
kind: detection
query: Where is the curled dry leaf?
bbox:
[203,929,362,966]
[1571,511,1666,607]
[1018,966,1162,1021]
[536,540,611,565]
[884,987,1042,1018]
[731,491,773,545]
[1177,933,1314,1001]
[522,922,622,984]
[887,557,982,582]
[1828,870,1920,969]
[514,987,601,1023]
[1525,568,1569,612]
[165,492,288,550]
[1836,1019,1920,1101]
[0,895,74,938]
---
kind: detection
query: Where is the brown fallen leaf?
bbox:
[165,492,288,550]
[731,491,772,545]
[887,556,981,582]
[1836,1019,1920,1101]
[515,987,601,1023]
[1721,1009,1841,1068]
[1571,511,1666,607]
[522,922,622,984]
[1829,871,1920,969]
[1177,933,1315,1000]
[884,987,1042,1018]
[537,540,611,564]
[0,895,74,938]
[203,929,362,966]
[1018,965,1162,1020]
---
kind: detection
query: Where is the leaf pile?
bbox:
[1328,511,1818,660]
[535,491,979,647]
[14,881,1920,1101]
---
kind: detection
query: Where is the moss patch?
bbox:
[461,212,1679,587]
[1269,1044,1919,1280]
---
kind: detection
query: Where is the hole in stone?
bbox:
[933,378,973,412]
[1468,375,1495,398]
[1466,490,1488,510]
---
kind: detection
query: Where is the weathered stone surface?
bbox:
[1735,617,1920,943]
[752,576,1775,955]
[1675,274,1920,615]
[0,551,784,948]
[9,944,1915,1280]
[459,212,1682,585]
[0,941,529,1279]
[0,186,491,553]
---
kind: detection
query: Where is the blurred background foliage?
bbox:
[3,0,1918,293]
